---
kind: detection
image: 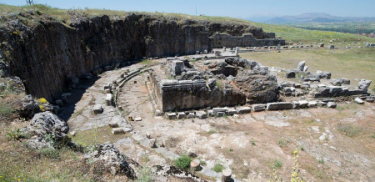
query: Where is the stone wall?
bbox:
[149,71,245,112]
[211,33,285,48]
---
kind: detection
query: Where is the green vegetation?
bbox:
[0,4,258,28]
[174,155,192,170]
[273,160,282,168]
[318,158,325,164]
[6,129,24,141]
[241,48,375,85]
[253,22,374,44]
[338,123,363,137]
[137,167,153,182]
[212,163,225,173]
[39,148,60,159]
[0,101,15,119]
[290,22,375,35]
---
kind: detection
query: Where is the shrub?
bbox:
[338,123,362,137]
[212,163,225,173]
[174,155,192,170]
[273,160,282,168]
[136,167,152,182]
[6,129,24,141]
[39,148,60,159]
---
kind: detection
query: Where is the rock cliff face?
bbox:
[0,11,281,101]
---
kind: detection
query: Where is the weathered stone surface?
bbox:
[213,107,228,114]
[280,81,295,88]
[187,112,195,118]
[93,104,103,114]
[226,108,237,116]
[302,74,320,82]
[235,72,279,104]
[177,112,186,119]
[355,97,364,104]
[266,102,293,110]
[297,61,305,71]
[308,101,317,108]
[165,113,177,119]
[316,70,331,79]
[84,142,136,178]
[358,79,372,91]
[330,79,342,86]
[19,95,40,120]
[299,100,308,108]
[171,60,184,76]
[366,97,375,102]
[207,78,216,90]
[1,12,284,102]
[340,78,350,85]
[112,128,125,134]
[327,102,337,108]
[252,104,266,112]
[26,111,69,140]
[157,79,245,112]
[109,121,119,128]
[106,94,114,106]
[196,111,207,119]
[222,169,232,182]
[236,106,251,114]
[190,159,201,171]
[286,71,295,78]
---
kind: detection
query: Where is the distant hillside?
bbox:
[266,13,375,24]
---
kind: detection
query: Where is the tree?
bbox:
[26,0,34,6]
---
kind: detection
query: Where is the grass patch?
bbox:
[174,155,192,170]
[318,158,325,164]
[241,48,375,85]
[273,160,282,168]
[136,167,152,182]
[208,129,216,134]
[6,129,25,141]
[338,123,363,137]
[71,126,126,146]
[212,163,225,173]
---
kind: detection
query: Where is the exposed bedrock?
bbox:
[0,11,283,101]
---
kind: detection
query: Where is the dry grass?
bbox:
[0,123,108,181]
[241,47,375,87]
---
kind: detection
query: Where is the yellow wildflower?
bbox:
[291,172,298,178]
[39,98,48,104]
[293,150,298,155]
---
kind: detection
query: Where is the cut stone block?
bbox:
[165,113,177,119]
[327,102,337,108]
[196,111,207,119]
[252,104,266,112]
[266,102,293,110]
[93,104,103,114]
[112,128,125,134]
[177,112,186,119]
[236,106,251,114]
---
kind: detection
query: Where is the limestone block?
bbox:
[93,104,103,114]
[252,104,266,112]
[267,102,293,110]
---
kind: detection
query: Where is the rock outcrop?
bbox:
[0,10,283,101]
[84,142,136,179]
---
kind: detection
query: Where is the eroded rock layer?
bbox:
[0,11,283,101]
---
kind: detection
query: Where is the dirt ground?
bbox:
[65,53,375,182]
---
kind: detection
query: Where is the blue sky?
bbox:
[1,0,374,19]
